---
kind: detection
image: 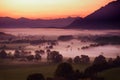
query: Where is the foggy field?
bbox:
[1,28,120,58]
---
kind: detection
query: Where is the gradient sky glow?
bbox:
[0,0,114,19]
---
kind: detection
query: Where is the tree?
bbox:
[93,55,107,65]
[35,53,41,61]
[85,55,108,74]
[67,58,73,63]
[46,49,51,61]
[26,55,34,61]
[55,54,63,63]
[35,50,45,55]
[54,62,74,80]
[58,35,74,41]
[108,58,113,64]
[39,50,45,55]
[14,49,21,58]
[74,56,81,64]
[113,56,120,67]
[49,51,63,63]
[34,50,44,61]
[48,45,53,49]
[0,50,7,59]
[81,55,90,64]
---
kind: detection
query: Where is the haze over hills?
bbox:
[68,0,120,29]
[0,17,77,28]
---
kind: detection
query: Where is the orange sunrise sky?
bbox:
[0,0,114,19]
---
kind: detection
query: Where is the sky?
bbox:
[0,0,114,19]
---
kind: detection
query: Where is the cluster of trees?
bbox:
[85,55,120,75]
[81,43,106,50]
[67,55,90,64]
[0,39,58,50]
[94,36,120,45]
[58,35,74,41]
[1,49,120,80]
[0,49,63,63]
[47,50,63,63]
[27,55,120,80]
[0,49,120,68]
[27,62,104,80]
[30,40,58,46]
[0,49,43,61]
[78,35,120,49]
[53,55,120,80]
[15,49,63,63]
[0,49,91,64]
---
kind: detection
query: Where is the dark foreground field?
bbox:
[0,60,89,80]
[98,68,120,80]
[0,60,120,80]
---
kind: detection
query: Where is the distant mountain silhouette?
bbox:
[0,17,76,28]
[68,0,120,29]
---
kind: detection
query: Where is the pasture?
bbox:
[0,60,90,80]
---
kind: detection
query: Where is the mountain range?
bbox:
[0,0,120,29]
[0,17,76,28]
[68,0,120,29]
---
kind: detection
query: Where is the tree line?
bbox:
[0,49,120,80]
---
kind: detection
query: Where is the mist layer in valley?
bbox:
[0,28,120,58]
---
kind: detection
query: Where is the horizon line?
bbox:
[0,16,83,20]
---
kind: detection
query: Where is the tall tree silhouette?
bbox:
[54,62,74,80]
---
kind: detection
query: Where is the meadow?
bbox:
[98,68,120,80]
[0,60,120,80]
[0,61,90,80]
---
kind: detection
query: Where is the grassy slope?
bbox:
[99,68,120,80]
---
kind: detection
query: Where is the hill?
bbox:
[0,17,76,28]
[68,0,120,29]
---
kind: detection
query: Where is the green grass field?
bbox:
[98,68,120,80]
[0,60,120,80]
[0,61,90,80]
[0,63,56,80]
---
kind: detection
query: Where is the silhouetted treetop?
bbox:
[27,73,45,80]
[93,55,107,65]
[49,51,63,63]
[55,62,74,79]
